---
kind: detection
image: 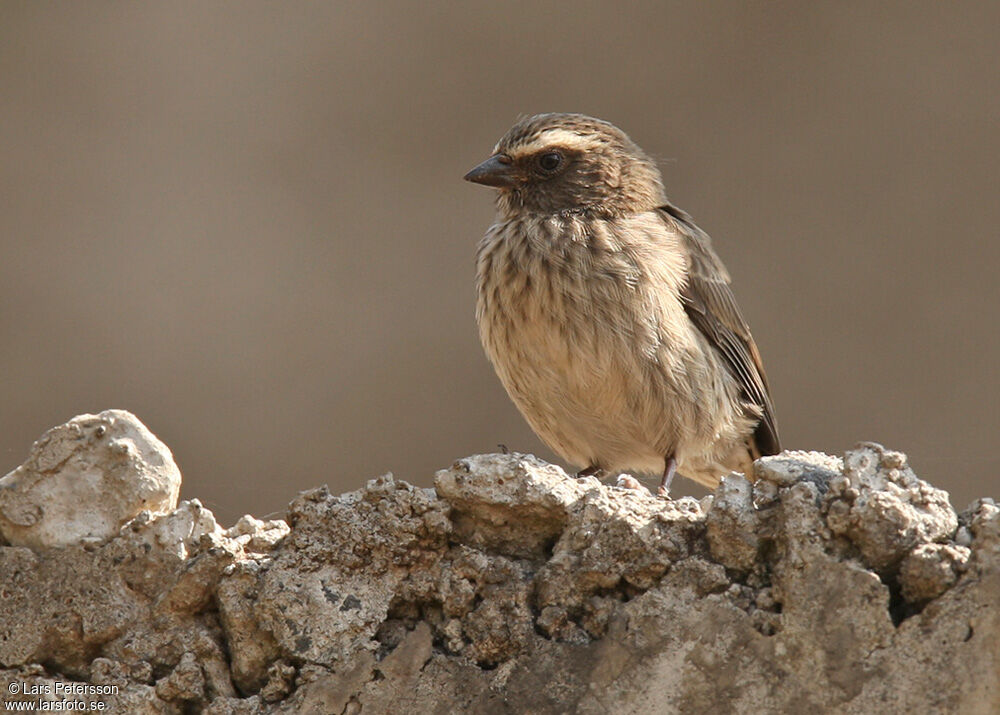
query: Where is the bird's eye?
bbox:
[538,152,562,172]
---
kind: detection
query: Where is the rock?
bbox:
[0,455,283,690]
[706,474,758,572]
[0,410,181,548]
[0,413,997,713]
[898,543,970,602]
[259,661,296,703]
[828,443,958,569]
[155,651,205,703]
[434,453,584,559]
[753,449,843,489]
[216,474,451,691]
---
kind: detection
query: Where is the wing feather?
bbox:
[659,203,781,456]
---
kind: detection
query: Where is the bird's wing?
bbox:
[658,203,781,456]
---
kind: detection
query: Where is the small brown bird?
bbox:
[464,113,780,495]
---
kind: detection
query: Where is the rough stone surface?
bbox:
[0,414,997,713]
[0,410,181,548]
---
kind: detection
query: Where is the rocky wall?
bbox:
[0,411,996,713]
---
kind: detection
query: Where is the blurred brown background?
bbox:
[1,2,997,523]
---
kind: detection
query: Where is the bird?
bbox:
[464,113,780,496]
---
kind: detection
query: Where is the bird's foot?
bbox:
[616,474,652,496]
[658,456,677,499]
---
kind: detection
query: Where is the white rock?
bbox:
[0,410,181,548]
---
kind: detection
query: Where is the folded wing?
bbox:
[659,203,781,457]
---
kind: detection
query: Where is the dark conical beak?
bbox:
[463,154,518,188]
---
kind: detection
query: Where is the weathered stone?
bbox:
[0,414,997,714]
[0,410,181,548]
[830,442,958,570]
[706,474,759,571]
[899,542,970,602]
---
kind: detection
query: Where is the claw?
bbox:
[616,474,650,495]
[658,456,677,499]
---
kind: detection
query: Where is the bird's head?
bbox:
[464,113,667,217]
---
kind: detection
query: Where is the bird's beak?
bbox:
[463,154,518,188]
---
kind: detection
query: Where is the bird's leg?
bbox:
[658,456,677,498]
[577,465,605,479]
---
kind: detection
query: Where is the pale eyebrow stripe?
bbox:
[510,128,601,156]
